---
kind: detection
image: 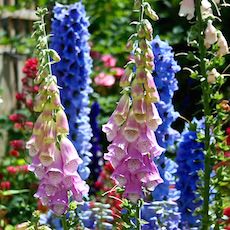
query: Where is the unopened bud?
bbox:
[144,2,159,21]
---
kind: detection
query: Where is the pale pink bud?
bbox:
[123,110,140,142]
[43,120,56,144]
[145,89,160,103]
[60,137,82,173]
[145,47,154,62]
[201,0,213,18]
[56,109,69,134]
[136,68,147,83]
[217,32,229,57]
[120,73,133,88]
[113,94,130,126]
[179,0,195,20]
[102,117,119,142]
[33,93,46,112]
[144,71,157,93]
[207,68,220,84]
[133,97,147,123]
[146,102,162,130]
[26,135,39,156]
[131,81,144,99]
[204,20,218,48]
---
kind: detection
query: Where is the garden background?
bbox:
[0,0,230,229]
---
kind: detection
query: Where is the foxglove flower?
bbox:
[27,9,88,216]
[176,119,204,227]
[150,36,180,201]
[103,13,164,201]
[51,2,93,180]
[179,0,195,20]
[204,20,218,49]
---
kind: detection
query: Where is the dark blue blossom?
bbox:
[89,102,104,187]
[151,36,181,201]
[51,2,93,180]
[141,201,181,229]
[175,119,204,227]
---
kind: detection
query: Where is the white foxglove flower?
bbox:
[204,20,218,48]
[207,68,220,84]
[217,32,229,57]
[179,0,195,20]
[201,0,213,18]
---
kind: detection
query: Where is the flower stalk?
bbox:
[195,1,212,229]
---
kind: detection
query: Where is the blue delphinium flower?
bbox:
[51,2,93,180]
[176,119,204,227]
[152,35,180,149]
[151,36,181,201]
[141,201,181,230]
[89,102,104,189]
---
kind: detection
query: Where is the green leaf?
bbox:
[0,189,29,196]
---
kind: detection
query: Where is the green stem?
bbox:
[136,200,142,230]
[195,1,212,229]
[139,0,144,21]
[61,215,68,230]
[41,13,53,77]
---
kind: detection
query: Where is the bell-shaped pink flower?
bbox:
[71,177,89,202]
[124,179,142,203]
[39,143,57,166]
[56,109,69,134]
[60,137,83,174]
[204,20,218,48]
[50,190,69,216]
[217,32,229,57]
[102,117,119,142]
[146,102,162,130]
[123,110,140,142]
[43,120,56,144]
[113,94,130,126]
[131,80,144,99]
[179,0,195,20]
[133,97,147,123]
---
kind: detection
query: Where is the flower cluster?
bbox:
[176,119,204,227]
[88,102,103,184]
[27,8,88,216]
[150,36,180,201]
[16,58,39,110]
[91,52,125,87]
[141,201,181,229]
[51,2,93,180]
[151,36,180,149]
[103,6,164,202]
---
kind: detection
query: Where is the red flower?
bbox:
[14,123,23,130]
[111,67,125,79]
[22,58,38,78]
[26,99,33,109]
[9,113,26,123]
[224,207,230,217]
[7,166,17,174]
[15,93,26,101]
[10,140,25,150]
[0,181,11,190]
[24,121,33,129]
[101,54,117,67]
[9,149,20,157]
[94,181,103,189]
